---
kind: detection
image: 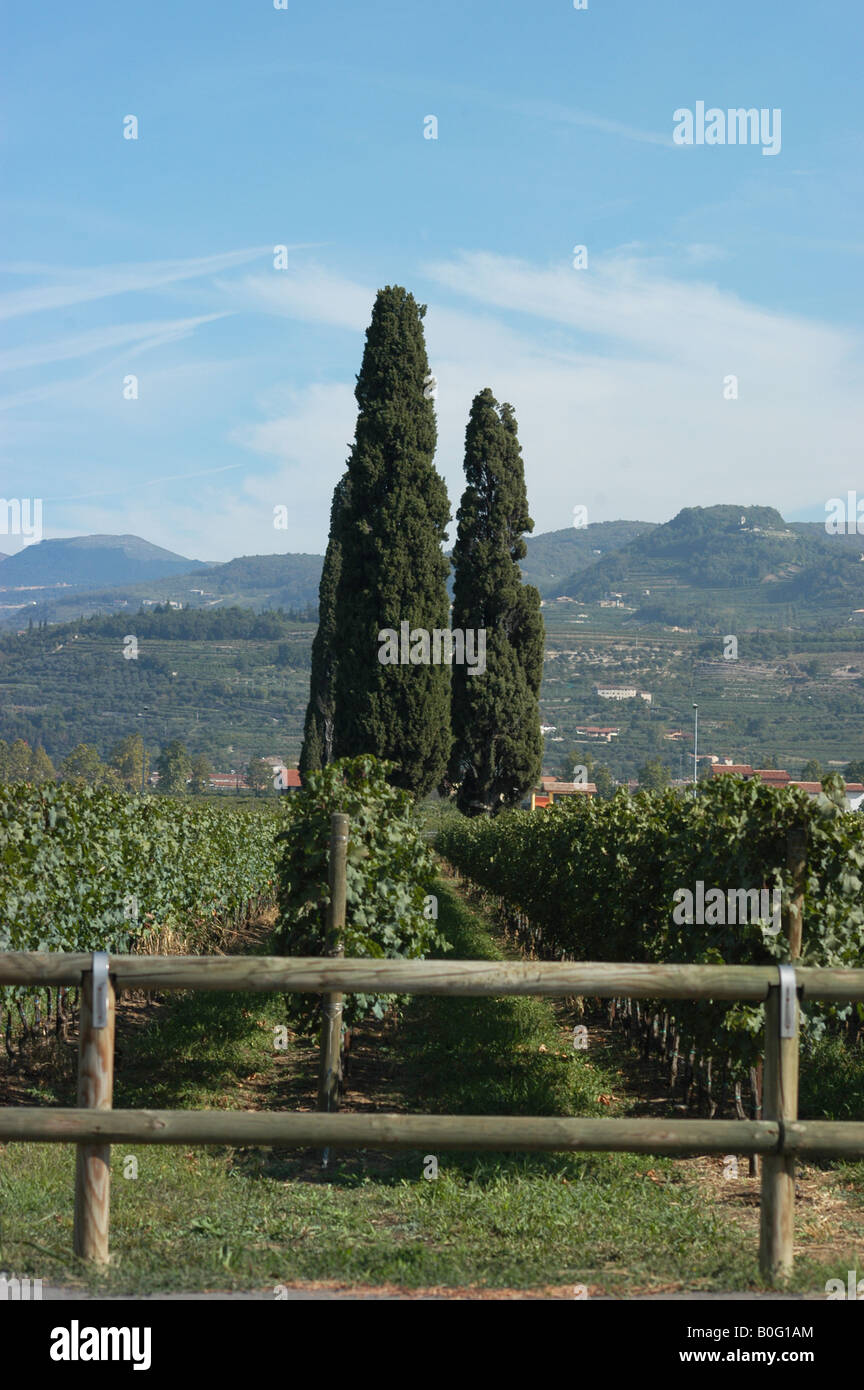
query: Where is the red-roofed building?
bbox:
[209,773,248,791]
[531,778,596,809]
[275,767,302,792]
[708,765,864,809]
[790,780,864,807]
[259,756,303,792]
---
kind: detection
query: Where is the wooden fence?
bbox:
[1,816,863,1285]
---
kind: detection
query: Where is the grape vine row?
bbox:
[437,775,864,1083]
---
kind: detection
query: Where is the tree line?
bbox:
[0,734,281,796]
[299,285,544,817]
[1,604,314,650]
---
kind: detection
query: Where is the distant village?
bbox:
[531,763,864,811]
[148,740,862,811]
[148,755,302,794]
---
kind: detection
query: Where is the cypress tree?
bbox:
[332,286,451,796]
[448,388,544,815]
[299,477,348,777]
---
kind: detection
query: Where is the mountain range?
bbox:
[0,534,210,588]
[0,522,654,604]
[1,508,860,634]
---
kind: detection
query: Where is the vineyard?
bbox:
[274,756,442,1033]
[436,775,864,1107]
[0,760,442,1051]
[0,781,282,1045]
[2,766,864,1294]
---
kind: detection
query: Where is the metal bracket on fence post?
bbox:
[91,952,109,1030]
[778,964,797,1039]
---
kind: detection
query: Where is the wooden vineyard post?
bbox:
[759,826,806,1283]
[785,826,806,960]
[748,1063,762,1177]
[317,814,349,1153]
[73,953,115,1263]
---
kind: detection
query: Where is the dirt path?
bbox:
[37,1282,821,1300]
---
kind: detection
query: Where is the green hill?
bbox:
[1,526,657,629]
[555,505,864,630]
[519,520,656,594]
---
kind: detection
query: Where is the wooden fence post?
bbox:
[758,985,797,1280]
[73,954,115,1263]
[317,814,348,1124]
[759,826,806,1283]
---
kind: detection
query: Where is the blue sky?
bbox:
[2,0,862,559]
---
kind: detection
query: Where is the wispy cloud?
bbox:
[0,314,229,372]
[0,247,276,321]
[232,250,864,547]
[510,99,672,147]
[7,247,862,557]
[422,249,856,370]
[219,266,373,331]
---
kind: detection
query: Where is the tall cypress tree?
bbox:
[448,388,544,815]
[331,286,451,796]
[299,477,348,777]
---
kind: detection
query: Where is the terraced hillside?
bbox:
[541,604,864,778]
[0,609,315,769]
[5,507,864,780]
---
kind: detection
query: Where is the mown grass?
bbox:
[1,1139,763,1294]
[0,881,859,1294]
[395,885,615,1121]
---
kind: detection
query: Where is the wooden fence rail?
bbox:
[3,1109,864,1156]
[2,954,864,1001]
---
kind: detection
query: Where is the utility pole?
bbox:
[693,702,699,792]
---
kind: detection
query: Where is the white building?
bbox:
[596,686,652,704]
